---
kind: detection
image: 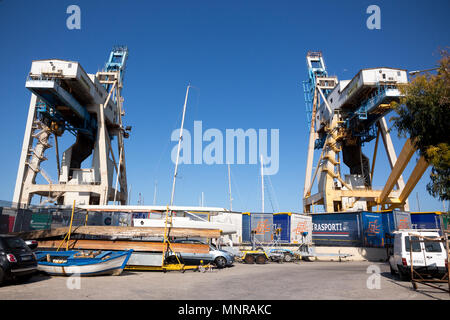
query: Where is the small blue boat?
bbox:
[35,250,133,276]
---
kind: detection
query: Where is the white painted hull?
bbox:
[38,254,128,276]
[133,218,237,235]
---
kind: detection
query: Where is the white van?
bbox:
[388,229,448,281]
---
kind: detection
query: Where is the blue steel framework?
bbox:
[13,46,130,206]
[34,46,129,141]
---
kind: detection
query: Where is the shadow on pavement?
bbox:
[380,271,446,300]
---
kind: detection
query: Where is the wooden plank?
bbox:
[11,228,68,239]
[12,225,221,240]
[37,239,210,254]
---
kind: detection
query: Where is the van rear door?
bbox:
[404,235,424,266]
[422,236,445,269]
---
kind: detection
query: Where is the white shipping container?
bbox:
[290,214,313,245]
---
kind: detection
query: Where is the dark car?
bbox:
[0,235,38,285]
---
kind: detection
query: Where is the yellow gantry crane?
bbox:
[302,52,428,213]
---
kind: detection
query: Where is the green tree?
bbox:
[392,50,450,201]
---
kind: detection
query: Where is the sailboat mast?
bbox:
[260,154,264,213]
[153,180,157,205]
[170,85,190,207]
[228,164,232,211]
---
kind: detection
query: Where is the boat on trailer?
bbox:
[35,249,133,276]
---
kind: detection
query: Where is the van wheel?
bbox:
[390,265,395,275]
[398,268,410,281]
[214,257,227,269]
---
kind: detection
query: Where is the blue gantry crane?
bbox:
[13,47,131,206]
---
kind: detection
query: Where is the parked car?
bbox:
[170,239,234,268]
[388,230,448,281]
[0,235,38,285]
[25,240,38,251]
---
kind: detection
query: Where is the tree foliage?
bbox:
[392,49,450,201]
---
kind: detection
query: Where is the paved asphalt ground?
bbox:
[0,261,449,300]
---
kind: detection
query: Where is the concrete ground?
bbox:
[1,261,449,300]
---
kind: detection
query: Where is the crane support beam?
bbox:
[378,138,415,205]
[303,89,318,197]
[305,189,402,204]
[397,156,429,206]
[378,117,406,190]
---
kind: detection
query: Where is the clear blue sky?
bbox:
[0,0,448,212]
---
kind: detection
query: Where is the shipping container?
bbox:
[410,212,441,230]
[290,214,313,245]
[12,209,33,232]
[241,212,273,243]
[361,212,385,247]
[380,210,411,235]
[311,211,412,248]
[440,214,449,230]
[311,212,363,247]
[273,213,290,243]
[0,207,16,234]
[251,213,274,243]
[272,212,313,244]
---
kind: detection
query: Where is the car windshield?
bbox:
[4,237,27,249]
[404,236,421,252]
[424,238,442,253]
[209,243,217,250]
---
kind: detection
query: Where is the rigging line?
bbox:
[151,108,185,181]
[188,85,201,121]
[264,175,276,213]
[265,180,274,213]
[266,174,280,213]
[229,167,247,212]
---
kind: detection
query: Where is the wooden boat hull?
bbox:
[36,250,133,277]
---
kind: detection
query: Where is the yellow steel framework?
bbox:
[302,53,429,213]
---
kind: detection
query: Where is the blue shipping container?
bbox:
[311,212,363,247]
[361,212,385,247]
[411,212,441,229]
[242,212,251,242]
[273,213,290,243]
[381,211,412,235]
